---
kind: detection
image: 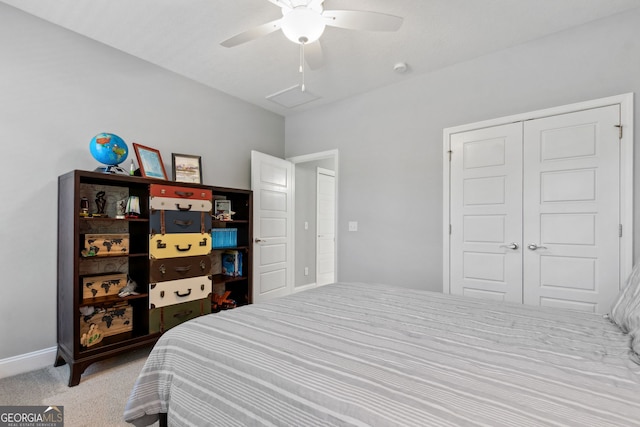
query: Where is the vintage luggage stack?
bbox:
[148,183,213,333]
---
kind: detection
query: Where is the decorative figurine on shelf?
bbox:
[118,276,139,297]
[94,191,107,217]
[125,196,140,218]
[80,197,90,217]
[80,323,103,347]
[214,200,234,220]
[79,306,94,316]
[81,245,98,257]
[212,291,236,312]
[215,211,236,221]
[89,132,129,175]
[116,198,127,219]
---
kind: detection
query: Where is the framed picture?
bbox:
[132,143,168,180]
[214,199,232,217]
[172,153,203,184]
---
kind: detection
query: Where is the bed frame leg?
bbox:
[159,413,168,427]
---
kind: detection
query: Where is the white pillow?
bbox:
[610,261,640,333]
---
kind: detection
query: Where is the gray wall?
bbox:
[0,4,284,359]
[285,9,640,291]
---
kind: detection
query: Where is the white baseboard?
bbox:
[0,346,57,379]
[293,282,317,293]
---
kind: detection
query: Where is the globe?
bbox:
[89,133,129,174]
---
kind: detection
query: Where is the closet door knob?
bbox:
[499,243,519,250]
[527,243,547,251]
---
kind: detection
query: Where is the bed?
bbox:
[124,282,640,426]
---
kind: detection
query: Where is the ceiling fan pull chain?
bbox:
[299,42,304,73]
[300,42,306,92]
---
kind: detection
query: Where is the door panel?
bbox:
[539,256,595,290]
[463,176,506,205]
[251,151,293,303]
[540,213,595,245]
[523,105,620,313]
[541,169,596,202]
[450,123,523,303]
[463,252,506,282]
[260,217,287,237]
[259,243,286,266]
[463,215,505,243]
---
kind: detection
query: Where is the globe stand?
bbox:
[95,165,128,175]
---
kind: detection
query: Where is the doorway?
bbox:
[251,149,339,302]
[289,150,339,292]
[316,168,336,286]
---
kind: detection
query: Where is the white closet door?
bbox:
[450,123,523,303]
[523,105,620,312]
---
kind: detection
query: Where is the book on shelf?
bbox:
[212,228,238,248]
[222,250,243,277]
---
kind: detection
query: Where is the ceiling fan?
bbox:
[220,0,404,72]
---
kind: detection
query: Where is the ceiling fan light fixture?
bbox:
[281,7,326,44]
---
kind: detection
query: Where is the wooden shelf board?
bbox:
[79,293,149,308]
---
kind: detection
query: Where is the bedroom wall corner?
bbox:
[0,2,285,365]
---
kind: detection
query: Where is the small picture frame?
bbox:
[214,199,232,217]
[172,153,203,184]
[133,143,168,180]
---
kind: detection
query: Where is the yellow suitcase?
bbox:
[149,233,211,259]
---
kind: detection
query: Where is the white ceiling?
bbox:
[3,0,639,117]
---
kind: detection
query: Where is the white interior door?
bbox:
[251,151,293,303]
[316,168,336,286]
[523,105,620,312]
[449,123,524,302]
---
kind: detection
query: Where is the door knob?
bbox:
[527,243,547,251]
[255,238,265,243]
[499,243,519,250]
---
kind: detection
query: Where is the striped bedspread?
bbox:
[124,282,640,426]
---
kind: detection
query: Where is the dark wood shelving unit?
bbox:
[210,187,253,307]
[57,170,253,386]
[56,170,160,386]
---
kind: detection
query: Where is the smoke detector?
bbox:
[394,62,408,73]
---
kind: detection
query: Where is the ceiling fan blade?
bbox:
[307,0,325,10]
[266,0,293,11]
[323,10,403,32]
[220,18,283,48]
[304,40,324,70]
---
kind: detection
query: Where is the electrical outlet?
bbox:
[348,221,358,232]
[304,267,309,276]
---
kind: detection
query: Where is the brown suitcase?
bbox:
[149,255,212,282]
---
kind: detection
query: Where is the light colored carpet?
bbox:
[0,347,157,427]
